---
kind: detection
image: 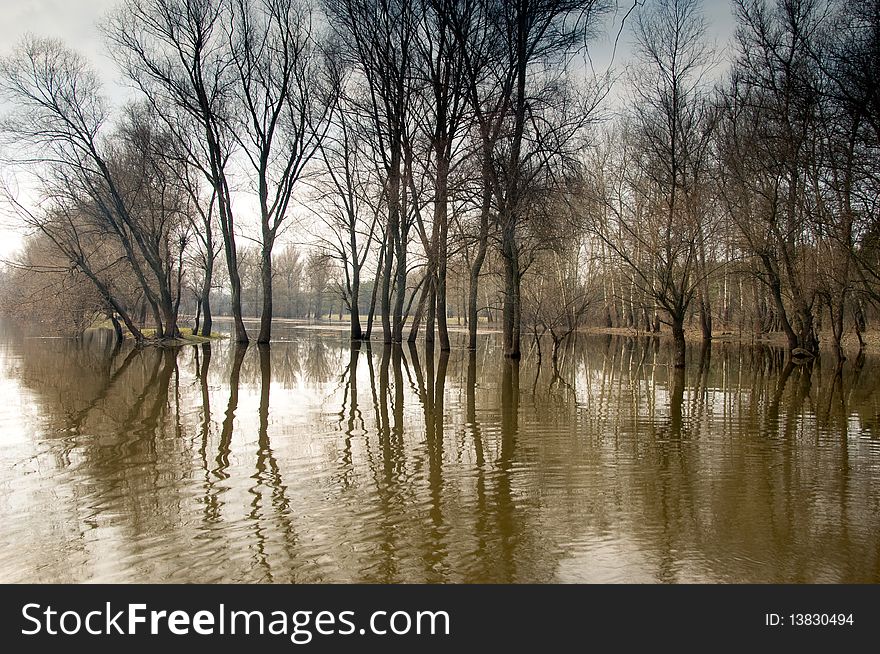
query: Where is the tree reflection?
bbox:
[336,341,362,490]
[202,343,247,527]
[195,343,213,465]
[246,344,298,582]
[496,359,520,582]
[3,326,880,583]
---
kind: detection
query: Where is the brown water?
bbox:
[0,321,878,583]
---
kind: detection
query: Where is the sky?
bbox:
[0,0,122,258]
[0,0,739,260]
[0,0,121,91]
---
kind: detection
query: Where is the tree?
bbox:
[107,0,250,343]
[1,38,190,342]
[478,0,608,359]
[227,0,336,343]
[0,234,107,337]
[412,0,470,350]
[324,0,419,344]
[595,0,716,368]
[311,94,382,339]
[719,0,827,355]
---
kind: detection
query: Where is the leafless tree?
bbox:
[106,0,250,343]
[309,94,382,339]
[227,0,336,343]
[323,0,420,344]
[1,38,190,341]
[594,0,717,368]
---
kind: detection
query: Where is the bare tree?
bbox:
[107,0,250,343]
[227,0,336,343]
[1,39,189,342]
[323,0,419,344]
[477,0,607,359]
[595,0,716,368]
[310,95,381,339]
[720,0,827,355]
[411,0,470,350]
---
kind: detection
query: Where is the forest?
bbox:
[0,0,878,367]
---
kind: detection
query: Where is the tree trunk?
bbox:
[110,313,123,343]
[159,286,180,340]
[467,149,492,351]
[349,215,363,340]
[366,238,385,340]
[435,149,450,351]
[672,314,686,369]
[829,298,846,361]
[258,240,273,344]
[200,251,213,337]
[350,273,363,340]
[381,227,394,344]
[699,291,712,342]
[778,238,818,353]
[854,299,866,350]
[467,271,481,351]
[425,274,436,344]
[193,298,202,335]
[150,298,164,339]
[408,278,431,343]
[501,226,521,359]
[759,253,799,352]
[393,229,408,343]
[228,263,249,343]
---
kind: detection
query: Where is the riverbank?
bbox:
[137,327,226,345]
[582,325,878,356]
[89,323,226,346]
[194,314,879,356]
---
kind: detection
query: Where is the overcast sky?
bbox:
[0,0,738,259]
[0,0,120,85]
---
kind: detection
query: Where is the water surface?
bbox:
[1,322,878,582]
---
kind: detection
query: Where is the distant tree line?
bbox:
[0,0,878,367]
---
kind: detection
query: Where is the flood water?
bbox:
[1,320,879,583]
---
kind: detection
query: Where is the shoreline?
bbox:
[198,316,877,355]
